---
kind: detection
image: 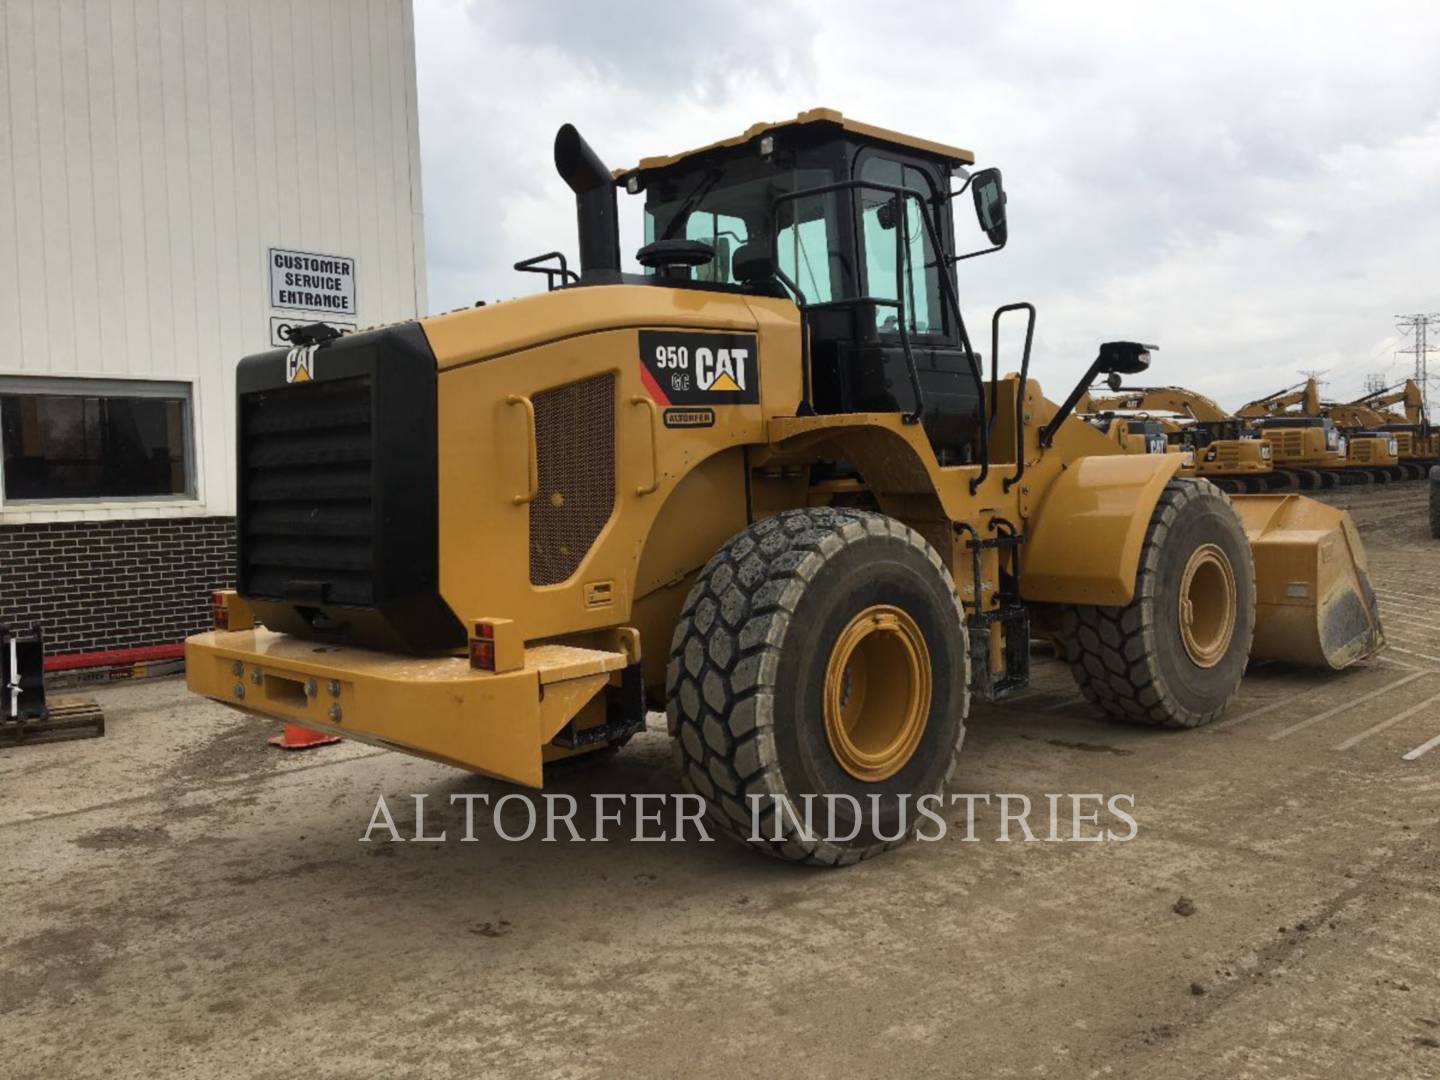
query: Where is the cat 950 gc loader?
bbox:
[187,109,1383,865]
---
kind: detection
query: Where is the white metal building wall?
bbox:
[0,0,426,523]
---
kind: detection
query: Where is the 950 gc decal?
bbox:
[638,330,758,406]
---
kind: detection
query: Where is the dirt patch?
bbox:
[72,824,171,851]
[165,718,282,786]
[0,925,117,1016]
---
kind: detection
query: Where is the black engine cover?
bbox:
[235,322,464,655]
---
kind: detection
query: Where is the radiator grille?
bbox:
[1215,443,1241,466]
[529,374,616,586]
[1271,430,1304,458]
[240,376,374,605]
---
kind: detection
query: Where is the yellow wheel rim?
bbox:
[823,605,931,782]
[1178,543,1237,668]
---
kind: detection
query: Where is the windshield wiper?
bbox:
[660,168,724,241]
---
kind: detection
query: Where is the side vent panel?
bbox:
[529,374,617,586]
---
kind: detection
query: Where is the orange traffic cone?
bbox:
[267,723,342,750]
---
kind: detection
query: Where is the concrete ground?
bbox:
[3,483,1437,1079]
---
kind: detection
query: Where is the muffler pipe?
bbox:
[554,123,621,275]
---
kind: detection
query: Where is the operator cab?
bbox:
[538,109,1010,465]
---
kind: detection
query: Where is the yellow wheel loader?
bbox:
[186,110,1383,864]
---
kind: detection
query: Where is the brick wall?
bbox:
[0,517,235,656]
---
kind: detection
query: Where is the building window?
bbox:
[0,378,195,503]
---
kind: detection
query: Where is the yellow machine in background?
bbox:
[1331,381,1437,479]
[186,110,1383,865]
[1086,386,1274,492]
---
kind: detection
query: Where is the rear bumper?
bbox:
[185,629,629,786]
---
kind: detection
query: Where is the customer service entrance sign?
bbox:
[268,247,357,316]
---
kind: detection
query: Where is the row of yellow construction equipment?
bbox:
[187,109,1386,866]
[1082,377,1436,493]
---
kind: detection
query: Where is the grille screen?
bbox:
[1274,430,1303,457]
[529,374,616,586]
[240,376,374,604]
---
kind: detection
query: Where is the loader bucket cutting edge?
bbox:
[1229,494,1384,670]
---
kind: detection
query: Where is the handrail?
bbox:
[513,251,579,291]
[990,303,1036,493]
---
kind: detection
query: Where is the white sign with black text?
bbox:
[268,246,357,317]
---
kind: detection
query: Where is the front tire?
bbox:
[666,508,969,866]
[1057,479,1256,728]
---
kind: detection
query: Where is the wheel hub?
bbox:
[1177,543,1237,668]
[823,605,931,782]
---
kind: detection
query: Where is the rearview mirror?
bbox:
[1097,341,1156,375]
[971,168,1007,247]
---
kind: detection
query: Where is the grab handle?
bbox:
[507,394,538,505]
[631,395,661,496]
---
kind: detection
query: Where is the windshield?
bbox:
[643,164,842,300]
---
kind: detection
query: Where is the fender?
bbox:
[1021,453,1185,606]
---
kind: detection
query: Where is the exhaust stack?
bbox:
[554,124,621,276]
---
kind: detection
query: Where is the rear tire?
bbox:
[1057,479,1256,728]
[666,508,969,865]
[1429,466,1440,539]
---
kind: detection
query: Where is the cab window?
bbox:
[858,156,944,336]
[643,165,839,294]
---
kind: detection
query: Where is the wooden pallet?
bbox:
[0,696,105,748]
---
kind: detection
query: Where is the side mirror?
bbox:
[971,168,1007,247]
[1039,342,1157,448]
[1097,341,1156,376]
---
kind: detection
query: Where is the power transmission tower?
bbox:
[1297,368,1328,392]
[1364,373,1388,395]
[1395,313,1440,419]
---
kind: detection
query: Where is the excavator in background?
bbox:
[1086,386,1274,493]
[1238,378,1398,487]
[1340,380,1438,479]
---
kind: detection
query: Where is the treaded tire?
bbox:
[1057,479,1256,729]
[665,508,969,866]
[1429,466,1440,539]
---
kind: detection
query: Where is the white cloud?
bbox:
[414,0,1440,410]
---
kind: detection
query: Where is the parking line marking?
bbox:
[1374,587,1440,605]
[1402,732,1440,761]
[1386,645,1440,666]
[1375,611,1440,631]
[1212,683,1332,731]
[1370,602,1440,628]
[1334,691,1440,750]
[1268,671,1429,741]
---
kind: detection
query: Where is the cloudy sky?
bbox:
[412,0,1440,411]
